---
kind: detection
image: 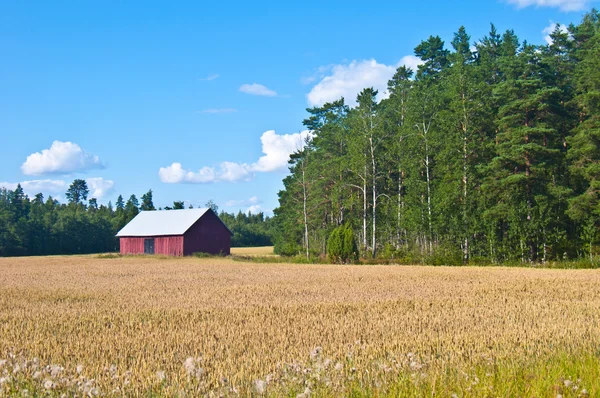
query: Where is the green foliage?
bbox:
[273,11,600,265]
[140,190,155,211]
[65,179,89,205]
[219,210,274,247]
[327,227,343,262]
[328,224,358,263]
[0,182,274,257]
[205,199,219,214]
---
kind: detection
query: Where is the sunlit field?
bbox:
[1,255,599,396]
[230,246,276,256]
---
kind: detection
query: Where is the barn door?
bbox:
[144,238,155,254]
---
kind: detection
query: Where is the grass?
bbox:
[0,255,599,396]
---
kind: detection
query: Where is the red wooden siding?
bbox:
[119,235,184,256]
[183,210,231,255]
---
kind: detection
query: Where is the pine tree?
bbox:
[140,190,156,211]
[66,179,89,205]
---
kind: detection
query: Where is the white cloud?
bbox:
[507,0,591,11]
[21,141,104,176]
[398,55,423,73]
[224,196,261,208]
[199,74,220,81]
[219,161,252,182]
[542,21,569,44]
[86,177,115,199]
[252,130,312,172]
[0,180,67,196]
[199,108,237,114]
[159,162,250,184]
[0,177,114,199]
[247,205,262,214]
[159,130,311,184]
[158,163,216,184]
[306,56,423,107]
[239,83,277,97]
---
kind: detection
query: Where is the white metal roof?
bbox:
[116,208,211,237]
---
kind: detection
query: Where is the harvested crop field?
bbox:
[0,256,599,397]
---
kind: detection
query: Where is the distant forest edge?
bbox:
[271,11,600,265]
[0,182,274,256]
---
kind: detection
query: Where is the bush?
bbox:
[274,242,302,257]
[192,252,227,258]
[327,224,358,263]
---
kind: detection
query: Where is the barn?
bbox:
[116,208,232,256]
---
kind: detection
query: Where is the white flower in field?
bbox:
[451,394,458,398]
[76,365,83,374]
[109,365,117,374]
[0,376,10,385]
[156,370,165,382]
[564,379,572,387]
[32,371,42,380]
[310,346,322,361]
[296,386,312,398]
[0,360,6,368]
[183,357,204,379]
[254,379,266,395]
[50,365,63,378]
[43,379,54,390]
[582,389,588,395]
[556,394,563,398]
[12,364,20,374]
[334,362,343,371]
[183,357,195,375]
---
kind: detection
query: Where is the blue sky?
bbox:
[0,0,596,214]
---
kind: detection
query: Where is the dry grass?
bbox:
[0,255,599,396]
[230,246,276,256]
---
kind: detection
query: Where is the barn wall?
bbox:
[119,236,184,256]
[184,211,231,255]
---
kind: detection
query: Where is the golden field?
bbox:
[0,255,599,397]
[230,246,276,256]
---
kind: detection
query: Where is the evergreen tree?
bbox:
[66,179,89,205]
[140,190,156,211]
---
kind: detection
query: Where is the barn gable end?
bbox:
[183,210,232,255]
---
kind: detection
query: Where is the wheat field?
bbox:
[230,246,276,256]
[0,255,599,397]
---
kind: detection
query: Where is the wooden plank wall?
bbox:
[119,236,184,256]
[184,211,231,255]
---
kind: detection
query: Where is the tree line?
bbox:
[273,11,600,264]
[0,179,273,256]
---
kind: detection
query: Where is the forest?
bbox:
[272,11,600,264]
[0,180,273,256]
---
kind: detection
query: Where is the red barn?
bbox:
[116,208,232,256]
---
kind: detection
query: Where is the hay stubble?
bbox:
[0,256,599,396]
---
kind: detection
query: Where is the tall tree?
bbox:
[66,179,89,205]
[140,190,156,211]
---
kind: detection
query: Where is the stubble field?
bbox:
[0,255,599,397]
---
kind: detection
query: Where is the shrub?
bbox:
[327,227,343,263]
[327,225,357,263]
